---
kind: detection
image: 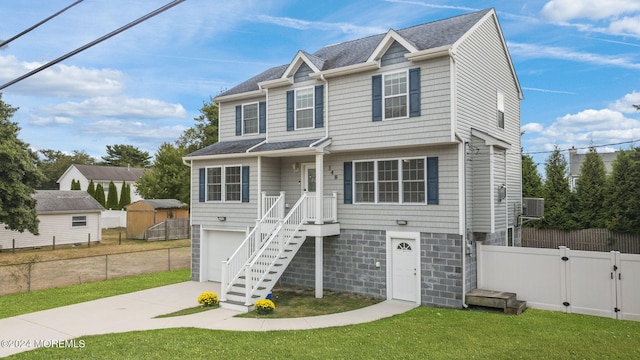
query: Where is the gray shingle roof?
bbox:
[73,164,145,182]
[34,190,104,214]
[218,9,490,98]
[185,138,325,157]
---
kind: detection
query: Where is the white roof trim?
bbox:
[471,128,511,149]
[215,89,265,102]
[405,45,452,62]
[258,77,292,89]
[310,61,379,79]
[282,51,322,79]
[367,29,419,63]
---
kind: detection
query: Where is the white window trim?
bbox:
[352,156,427,205]
[382,69,409,121]
[242,102,259,135]
[294,86,315,130]
[206,165,242,203]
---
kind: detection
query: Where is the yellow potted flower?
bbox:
[197,291,219,307]
[254,299,276,314]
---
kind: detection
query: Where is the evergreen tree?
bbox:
[101,144,151,167]
[0,93,44,234]
[94,183,106,207]
[575,147,606,228]
[605,148,640,233]
[541,145,576,230]
[522,154,543,198]
[118,181,131,209]
[71,179,82,190]
[87,180,96,198]
[106,181,119,210]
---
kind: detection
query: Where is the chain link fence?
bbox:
[0,246,190,296]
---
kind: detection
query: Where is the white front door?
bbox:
[302,164,316,193]
[392,237,418,302]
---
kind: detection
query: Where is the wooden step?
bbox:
[466,289,527,315]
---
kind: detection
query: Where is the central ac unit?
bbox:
[522,198,544,218]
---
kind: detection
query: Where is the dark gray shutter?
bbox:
[199,168,206,202]
[235,105,242,136]
[259,101,266,133]
[241,166,250,203]
[286,90,294,131]
[315,85,324,128]
[372,75,382,121]
[427,157,438,205]
[409,68,421,117]
[343,162,353,204]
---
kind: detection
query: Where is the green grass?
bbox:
[10,308,640,359]
[236,286,382,318]
[0,269,189,319]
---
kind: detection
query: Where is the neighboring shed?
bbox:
[0,191,104,250]
[125,199,188,240]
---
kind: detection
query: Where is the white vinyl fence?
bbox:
[101,210,126,229]
[477,243,640,321]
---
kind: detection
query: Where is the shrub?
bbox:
[254,299,275,314]
[197,291,219,307]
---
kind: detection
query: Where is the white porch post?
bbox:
[315,152,324,298]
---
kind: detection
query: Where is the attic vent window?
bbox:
[497,92,505,129]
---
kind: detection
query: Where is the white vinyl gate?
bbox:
[477,243,640,321]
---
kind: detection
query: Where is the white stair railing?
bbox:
[220,192,285,301]
[243,193,309,305]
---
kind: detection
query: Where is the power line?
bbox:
[523,139,639,155]
[0,0,186,91]
[0,0,84,49]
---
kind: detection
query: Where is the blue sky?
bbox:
[1,0,639,173]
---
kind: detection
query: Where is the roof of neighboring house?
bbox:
[185,138,328,158]
[58,164,145,183]
[218,9,492,98]
[34,190,104,214]
[126,199,187,209]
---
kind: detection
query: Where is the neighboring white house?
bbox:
[0,191,104,250]
[57,164,145,206]
[183,9,522,310]
[568,146,619,191]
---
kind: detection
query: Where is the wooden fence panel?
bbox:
[522,228,640,254]
[146,219,190,241]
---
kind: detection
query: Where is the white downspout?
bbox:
[320,74,329,138]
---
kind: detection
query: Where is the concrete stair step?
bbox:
[466,288,527,315]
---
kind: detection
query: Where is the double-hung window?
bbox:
[295,87,314,129]
[243,103,258,134]
[353,158,426,204]
[206,165,242,202]
[384,71,408,119]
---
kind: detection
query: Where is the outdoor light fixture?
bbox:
[396,220,408,225]
[217,216,226,221]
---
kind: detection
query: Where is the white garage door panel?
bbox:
[205,230,246,282]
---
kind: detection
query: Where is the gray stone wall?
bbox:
[191,225,200,281]
[421,232,463,308]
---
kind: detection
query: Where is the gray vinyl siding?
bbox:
[454,15,521,232]
[470,137,491,232]
[260,157,282,195]
[218,98,267,140]
[326,145,460,234]
[190,158,258,229]
[329,58,452,152]
[494,148,507,230]
[380,41,410,66]
[294,62,314,83]
[267,85,326,142]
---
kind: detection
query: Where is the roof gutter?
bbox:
[404,45,452,62]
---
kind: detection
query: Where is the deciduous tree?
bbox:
[177,98,218,153]
[136,142,189,204]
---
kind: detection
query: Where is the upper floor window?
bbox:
[296,87,314,129]
[497,92,505,129]
[243,103,259,134]
[206,165,242,202]
[384,71,408,119]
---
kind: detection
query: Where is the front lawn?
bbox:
[10,307,640,359]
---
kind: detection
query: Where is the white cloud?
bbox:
[522,123,545,134]
[253,15,387,37]
[383,0,480,12]
[508,42,640,69]
[542,0,640,22]
[37,97,188,120]
[611,91,640,113]
[82,119,187,142]
[28,116,74,126]
[0,55,125,97]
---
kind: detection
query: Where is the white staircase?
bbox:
[220,193,310,312]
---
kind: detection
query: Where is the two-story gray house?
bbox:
[184,8,522,311]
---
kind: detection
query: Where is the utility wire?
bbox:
[0,0,84,49]
[0,0,186,91]
[523,139,639,155]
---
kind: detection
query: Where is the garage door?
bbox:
[204,230,246,282]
